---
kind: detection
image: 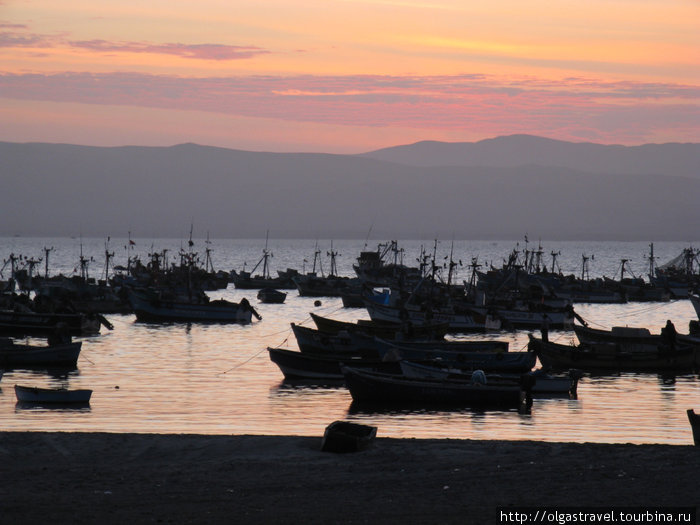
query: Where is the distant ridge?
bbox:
[1,137,699,240]
[360,134,700,178]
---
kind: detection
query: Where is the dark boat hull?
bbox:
[129,289,254,323]
[267,347,397,380]
[0,341,82,367]
[342,367,524,407]
[529,334,699,371]
[15,384,92,404]
[0,310,100,336]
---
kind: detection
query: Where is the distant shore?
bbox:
[1,432,698,524]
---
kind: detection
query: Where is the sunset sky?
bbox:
[1,0,698,153]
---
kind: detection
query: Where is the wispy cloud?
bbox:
[0,22,28,29]
[0,27,269,61]
[0,31,51,47]
[0,71,697,144]
[69,40,269,61]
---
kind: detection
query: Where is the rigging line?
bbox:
[254,327,297,338]
[219,346,268,375]
[293,303,349,327]
[614,300,681,319]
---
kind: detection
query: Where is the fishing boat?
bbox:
[230,233,298,290]
[573,323,700,351]
[0,338,82,367]
[342,366,525,407]
[15,384,92,404]
[374,343,536,372]
[321,420,377,453]
[398,361,580,396]
[291,323,508,358]
[468,304,575,330]
[0,308,107,336]
[310,312,448,340]
[257,288,287,304]
[292,242,362,297]
[528,333,699,371]
[267,347,396,380]
[364,300,482,332]
[128,288,260,323]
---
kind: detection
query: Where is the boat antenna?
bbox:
[363,223,374,251]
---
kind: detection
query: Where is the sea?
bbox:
[1,236,699,445]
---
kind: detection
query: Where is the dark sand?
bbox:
[1,432,698,524]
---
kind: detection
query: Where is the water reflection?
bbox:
[15,402,91,412]
[1,240,699,442]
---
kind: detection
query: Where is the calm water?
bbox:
[1,237,699,444]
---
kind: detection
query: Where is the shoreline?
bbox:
[1,431,698,524]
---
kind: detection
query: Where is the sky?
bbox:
[0,0,698,153]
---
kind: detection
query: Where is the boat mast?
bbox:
[446,239,457,286]
[205,232,215,274]
[647,243,656,281]
[581,254,591,281]
[103,238,114,282]
[262,230,270,279]
[43,246,54,279]
[550,250,561,274]
[79,238,90,281]
[327,241,339,278]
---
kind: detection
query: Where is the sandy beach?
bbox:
[1,431,698,524]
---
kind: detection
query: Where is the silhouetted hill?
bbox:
[361,134,700,178]
[1,139,699,240]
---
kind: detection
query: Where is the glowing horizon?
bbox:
[1,0,698,152]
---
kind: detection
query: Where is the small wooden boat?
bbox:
[292,323,508,359]
[128,288,260,323]
[0,309,105,336]
[257,288,287,304]
[573,323,700,350]
[0,339,82,367]
[321,420,377,453]
[342,366,525,408]
[310,312,448,340]
[364,300,482,332]
[267,347,397,380]
[529,333,699,372]
[398,361,580,396]
[687,409,700,446]
[15,384,92,404]
[374,343,536,372]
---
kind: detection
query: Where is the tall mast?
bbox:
[43,246,54,279]
[103,238,114,281]
[647,243,656,281]
[262,230,270,279]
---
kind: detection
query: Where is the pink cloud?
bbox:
[0,27,269,60]
[0,22,28,29]
[0,31,49,47]
[0,72,697,144]
[69,40,270,60]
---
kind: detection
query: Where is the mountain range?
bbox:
[2,135,699,240]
